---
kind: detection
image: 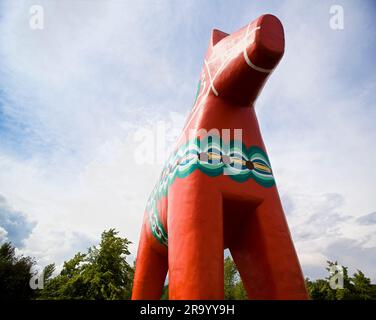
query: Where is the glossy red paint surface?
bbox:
[132,14,308,300]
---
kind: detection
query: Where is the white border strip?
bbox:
[204,59,219,96]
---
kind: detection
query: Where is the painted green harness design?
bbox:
[147,136,275,246]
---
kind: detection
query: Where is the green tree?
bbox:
[0,242,35,300]
[306,261,376,300]
[224,256,247,300]
[161,285,169,300]
[305,278,331,300]
[233,280,248,300]
[38,229,134,299]
[351,270,375,300]
[224,256,237,299]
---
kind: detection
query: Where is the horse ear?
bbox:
[211,29,229,47]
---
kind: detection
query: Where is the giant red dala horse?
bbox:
[132,14,308,300]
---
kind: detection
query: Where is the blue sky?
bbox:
[0,0,375,281]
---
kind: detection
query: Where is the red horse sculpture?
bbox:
[132,14,308,300]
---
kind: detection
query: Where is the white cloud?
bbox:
[252,0,376,280]
[356,212,376,226]
[0,0,375,283]
[0,227,8,244]
[0,194,35,247]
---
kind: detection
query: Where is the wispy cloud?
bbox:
[0,194,35,247]
[0,0,375,281]
[356,212,376,226]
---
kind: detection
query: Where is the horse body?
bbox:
[132,14,308,300]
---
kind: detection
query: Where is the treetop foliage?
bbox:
[1,230,375,300]
[38,229,134,300]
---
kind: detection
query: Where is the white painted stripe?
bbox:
[243,51,273,73]
[204,59,219,96]
[243,24,273,73]
[177,24,272,144]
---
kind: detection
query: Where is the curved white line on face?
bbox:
[243,24,273,73]
[243,50,273,73]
